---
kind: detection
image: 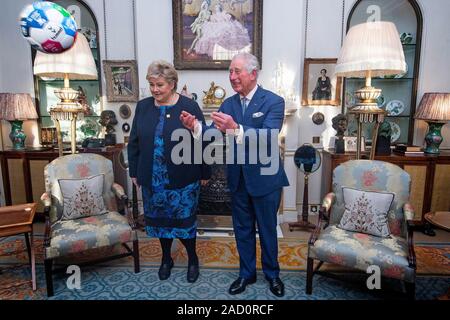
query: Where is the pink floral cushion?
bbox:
[338,187,394,237]
[59,174,107,220]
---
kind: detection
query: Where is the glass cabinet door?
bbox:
[343,0,422,146]
[34,0,102,143]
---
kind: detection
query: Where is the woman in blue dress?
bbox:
[128,60,210,283]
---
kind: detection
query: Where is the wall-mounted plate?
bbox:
[119,104,132,119]
[312,112,324,125]
[386,100,405,116]
[388,121,401,142]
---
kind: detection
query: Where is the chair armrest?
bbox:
[321,192,335,212]
[40,192,52,248]
[40,192,52,207]
[404,203,417,269]
[403,202,415,221]
[112,183,127,200]
[111,183,137,230]
[321,192,335,223]
[308,193,335,246]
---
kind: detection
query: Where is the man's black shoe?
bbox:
[187,264,199,283]
[158,259,174,280]
[267,277,285,297]
[228,276,257,295]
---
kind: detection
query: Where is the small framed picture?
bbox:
[103,60,139,102]
[302,58,342,106]
[344,136,366,152]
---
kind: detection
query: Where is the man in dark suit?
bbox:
[180,53,289,297]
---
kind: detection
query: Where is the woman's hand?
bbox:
[201,180,209,186]
[131,177,140,189]
[180,111,198,132]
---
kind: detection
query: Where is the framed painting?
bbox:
[103,60,139,102]
[301,58,342,106]
[173,0,263,69]
[344,136,366,152]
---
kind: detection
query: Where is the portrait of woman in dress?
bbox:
[192,2,251,58]
[127,60,210,283]
[312,68,332,100]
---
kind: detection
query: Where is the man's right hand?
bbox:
[131,177,140,189]
[180,111,198,131]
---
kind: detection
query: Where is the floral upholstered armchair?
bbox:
[306,160,417,298]
[41,153,140,297]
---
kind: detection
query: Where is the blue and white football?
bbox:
[19,1,77,53]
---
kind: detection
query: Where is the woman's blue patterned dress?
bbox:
[142,105,200,239]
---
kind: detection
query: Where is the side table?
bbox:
[0,203,37,291]
[424,211,450,232]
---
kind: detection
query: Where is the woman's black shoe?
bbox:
[187,264,199,283]
[158,259,174,280]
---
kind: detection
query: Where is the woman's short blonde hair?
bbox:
[146,60,178,91]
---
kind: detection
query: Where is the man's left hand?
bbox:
[211,112,238,133]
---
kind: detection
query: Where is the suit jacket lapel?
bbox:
[244,86,265,122]
[233,94,244,124]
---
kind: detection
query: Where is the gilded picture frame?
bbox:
[302,58,342,106]
[103,60,139,102]
[173,0,263,70]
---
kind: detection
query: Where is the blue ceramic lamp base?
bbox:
[424,121,445,154]
[9,120,26,150]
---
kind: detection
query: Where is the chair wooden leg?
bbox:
[133,240,140,273]
[44,259,54,297]
[306,257,314,294]
[405,281,415,300]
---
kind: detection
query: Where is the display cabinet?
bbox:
[343,0,422,146]
[33,0,102,144]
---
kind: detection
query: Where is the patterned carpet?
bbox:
[1,235,449,300]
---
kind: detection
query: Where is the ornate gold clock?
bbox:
[203,82,226,107]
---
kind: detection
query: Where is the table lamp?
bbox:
[0,93,38,150]
[414,93,450,154]
[33,33,97,156]
[335,21,407,159]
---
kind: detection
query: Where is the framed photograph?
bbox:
[173,0,263,69]
[103,60,139,102]
[302,58,342,106]
[344,136,366,152]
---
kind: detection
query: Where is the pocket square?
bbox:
[252,112,264,118]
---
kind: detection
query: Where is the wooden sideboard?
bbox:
[0,145,128,213]
[321,150,450,222]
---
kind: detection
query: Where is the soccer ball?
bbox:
[19,1,77,53]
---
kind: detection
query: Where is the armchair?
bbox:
[41,153,140,297]
[306,160,416,299]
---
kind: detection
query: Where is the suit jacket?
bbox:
[207,86,290,197]
[128,95,211,189]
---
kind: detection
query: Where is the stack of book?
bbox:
[393,144,424,155]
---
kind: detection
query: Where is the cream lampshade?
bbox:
[0,93,38,150]
[33,33,97,156]
[415,93,450,154]
[336,21,406,159]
